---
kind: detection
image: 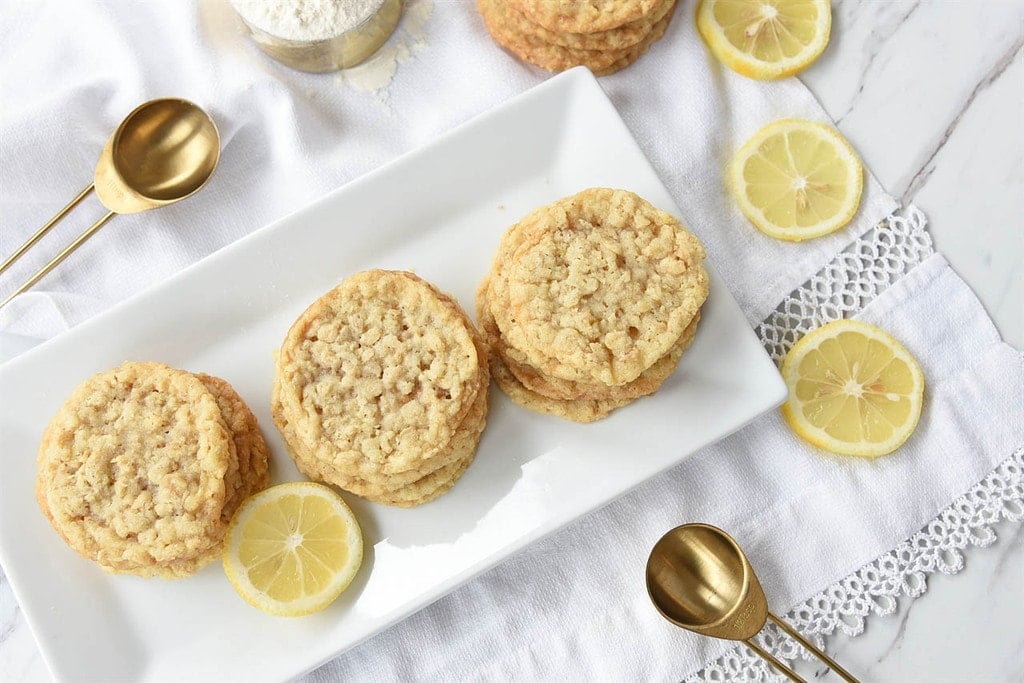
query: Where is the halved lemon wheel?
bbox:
[781,319,925,458]
[730,118,863,241]
[696,0,832,80]
[223,482,363,616]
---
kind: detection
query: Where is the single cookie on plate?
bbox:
[272,269,489,506]
[36,362,235,577]
[490,188,709,387]
[477,188,708,422]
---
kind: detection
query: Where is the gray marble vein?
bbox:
[900,38,1024,203]
[833,1,922,125]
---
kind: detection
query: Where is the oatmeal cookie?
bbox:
[373,449,478,507]
[275,364,486,493]
[273,270,487,500]
[35,361,235,578]
[486,339,632,423]
[490,188,709,387]
[292,383,487,507]
[500,298,700,400]
[477,286,696,421]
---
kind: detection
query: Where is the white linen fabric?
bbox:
[0,1,1019,681]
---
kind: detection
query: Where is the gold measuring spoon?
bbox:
[646,523,860,683]
[0,98,220,309]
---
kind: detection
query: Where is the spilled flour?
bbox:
[336,0,433,101]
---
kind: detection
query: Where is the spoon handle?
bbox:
[0,184,95,277]
[0,210,116,310]
[743,638,806,682]
[768,612,861,683]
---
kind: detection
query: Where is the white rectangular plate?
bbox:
[0,68,786,682]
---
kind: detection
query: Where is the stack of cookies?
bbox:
[272,269,489,507]
[478,0,677,75]
[477,188,709,422]
[35,361,270,578]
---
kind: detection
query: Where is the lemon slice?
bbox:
[730,118,863,241]
[781,320,925,458]
[696,0,831,79]
[223,482,363,616]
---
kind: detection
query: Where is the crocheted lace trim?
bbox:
[757,206,933,365]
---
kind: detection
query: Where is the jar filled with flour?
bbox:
[231,0,402,72]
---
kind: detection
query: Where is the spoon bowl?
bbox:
[646,523,767,640]
[646,523,859,683]
[95,98,220,213]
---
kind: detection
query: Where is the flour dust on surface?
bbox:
[336,0,433,99]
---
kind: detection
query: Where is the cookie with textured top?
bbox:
[272,376,476,491]
[504,0,676,51]
[479,269,697,400]
[291,381,487,507]
[275,358,486,496]
[490,188,709,387]
[499,295,701,400]
[272,272,488,507]
[479,0,672,76]
[35,361,236,578]
[507,0,667,33]
[273,269,485,494]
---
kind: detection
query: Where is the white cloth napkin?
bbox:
[0,2,1020,681]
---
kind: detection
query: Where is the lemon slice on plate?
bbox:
[781,319,925,458]
[730,118,863,241]
[223,482,363,616]
[696,0,831,79]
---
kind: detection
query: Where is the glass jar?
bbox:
[233,0,402,73]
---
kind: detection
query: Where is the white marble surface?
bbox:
[1,1,1021,681]
[797,1,1024,680]
[802,0,1024,351]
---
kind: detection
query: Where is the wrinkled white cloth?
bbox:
[0,2,1020,681]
